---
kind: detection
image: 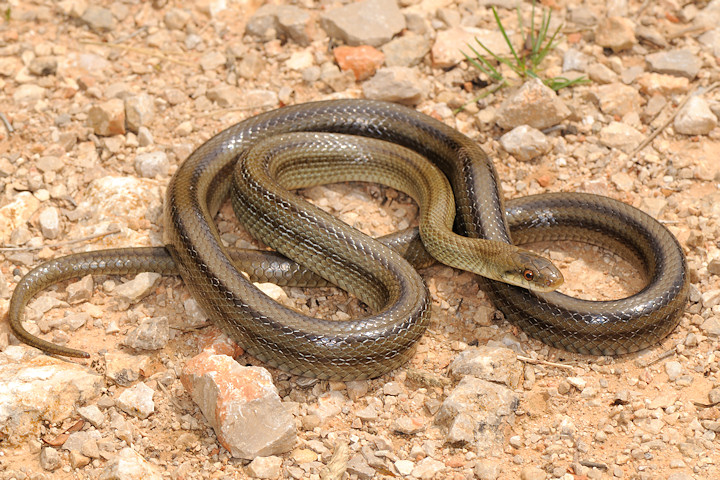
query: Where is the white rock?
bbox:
[181,352,296,459]
[0,347,102,445]
[674,96,718,135]
[38,206,61,239]
[99,447,162,480]
[115,382,155,419]
[500,125,551,161]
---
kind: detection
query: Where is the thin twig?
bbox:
[0,227,121,252]
[516,355,575,370]
[630,81,720,159]
[80,40,196,68]
[0,112,13,135]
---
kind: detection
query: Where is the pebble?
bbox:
[595,16,636,52]
[81,5,115,31]
[39,447,61,471]
[38,206,60,239]
[114,272,162,304]
[596,83,644,116]
[674,96,718,135]
[246,5,312,46]
[77,404,105,428]
[333,45,384,81]
[247,455,283,479]
[700,316,720,337]
[645,49,701,79]
[362,66,425,105]
[598,122,644,153]
[664,361,684,382]
[13,83,46,104]
[520,465,546,480]
[124,94,155,134]
[500,125,551,161]
[320,0,405,47]
[100,448,162,480]
[123,316,170,351]
[495,79,571,130]
[87,98,125,136]
[381,34,431,67]
[394,459,415,475]
[134,151,169,178]
[116,382,155,419]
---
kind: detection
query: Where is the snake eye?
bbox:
[523,269,534,281]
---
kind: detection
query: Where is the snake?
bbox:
[8,99,689,380]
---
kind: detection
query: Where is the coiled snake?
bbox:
[9,100,689,380]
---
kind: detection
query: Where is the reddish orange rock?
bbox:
[333,45,385,81]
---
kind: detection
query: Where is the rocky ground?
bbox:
[1,0,720,479]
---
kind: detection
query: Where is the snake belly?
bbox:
[9,99,689,379]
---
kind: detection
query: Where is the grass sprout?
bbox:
[458,1,588,112]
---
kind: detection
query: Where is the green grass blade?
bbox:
[492,7,521,67]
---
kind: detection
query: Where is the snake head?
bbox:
[500,250,563,292]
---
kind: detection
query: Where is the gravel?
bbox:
[1,1,719,479]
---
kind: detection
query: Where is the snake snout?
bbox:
[504,251,564,292]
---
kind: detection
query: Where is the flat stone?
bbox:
[362,66,425,105]
[598,121,644,153]
[320,0,405,47]
[646,49,701,79]
[595,16,636,52]
[674,96,718,135]
[496,79,571,130]
[500,125,551,161]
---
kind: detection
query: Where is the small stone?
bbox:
[76,404,105,428]
[137,127,153,147]
[333,45,384,81]
[391,416,425,434]
[495,79,571,130]
[700,316,720,337]
[707,259,720,275]
[105,351,149,386]
[123,316,170,351]
[411,457,445,479]
[164,8,191,30]
[595,17,636,52]
[200,51,226,71]
[87,98,126,136]
[381,34,431,67]
[66,274,93,304]
[320,0,405,47]
[587,63,618,84]
[114,272,161,303]
[520,465,546,480]
[674,96,717,136]
[116,382,155,419]
[500,125,551,161]
[13,84,46,104]
[598,122,644,153]
[611,172,634,192]
[664,361,683,381]
[563,49,590,72]
[81,5,115,31]
[207,85,241,108]
[100,448,162,480]
[645,49,701,79]
[38,206,61,239]
[124,94,155,134]
[347,454,375,480]
[362,66,425,105]
[40,447,62,471]
[394,459,415,476]
[246,5,313,46]
[595,83,644,117]
[134,151,169,178]
[247,456,283,479]
[29,56,58,76]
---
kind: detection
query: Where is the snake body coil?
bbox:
[9,100,689,379]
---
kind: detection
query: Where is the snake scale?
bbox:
[9,99,689,380]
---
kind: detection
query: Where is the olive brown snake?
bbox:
[8,99,689,380]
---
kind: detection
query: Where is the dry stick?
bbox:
[0,112,13,135]
[629,81,720,159]
[0,227,122,252]
[516,354,575,370]
[79,40,197,68]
